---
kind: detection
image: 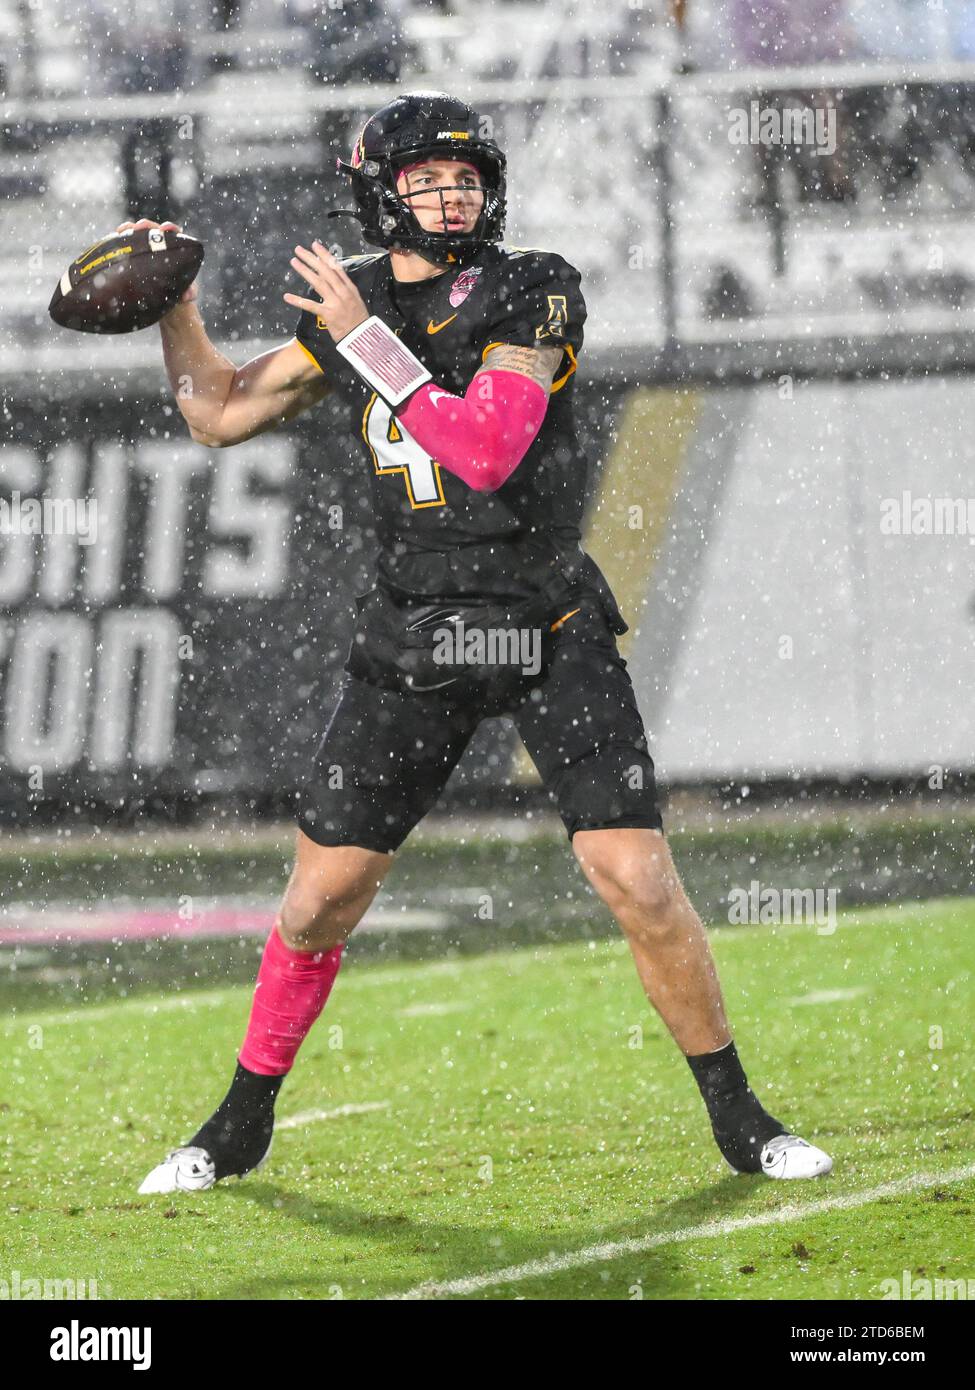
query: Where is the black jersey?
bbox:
[294,243,589,603]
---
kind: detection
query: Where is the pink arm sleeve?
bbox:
[396,368,549,493]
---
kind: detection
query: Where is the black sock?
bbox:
[686,1041,787,1173]
[189,1061,283,1181]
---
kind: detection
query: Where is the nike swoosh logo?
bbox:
[406,676,459,692]
[428,390,450,409]
[550,607,581,632]
[427,315,457,334]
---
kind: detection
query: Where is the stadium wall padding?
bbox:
[0,374,971,819]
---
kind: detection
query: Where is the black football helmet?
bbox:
[333,92,506,266]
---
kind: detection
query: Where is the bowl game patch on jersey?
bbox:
[449,266,483,308]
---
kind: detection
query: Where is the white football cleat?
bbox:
[138,1137,272,1195]
[727,1133,833,1179]
[138,1145,216,1194]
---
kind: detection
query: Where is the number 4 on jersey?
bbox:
[363,395,445,508]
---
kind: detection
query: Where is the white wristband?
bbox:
[334,315,432,407]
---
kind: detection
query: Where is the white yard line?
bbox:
[0,954,546,1029]
[710,913,900,943]
[6,988,237,1028]
[276,1102,390,1130]
[0,907,939,1031]
[786,987,870,1006]
[385,1162,975,1301]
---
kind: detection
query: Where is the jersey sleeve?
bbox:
[480,251,586,376]
[293,306,329,374]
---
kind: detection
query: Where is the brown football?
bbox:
[49,226,205,334]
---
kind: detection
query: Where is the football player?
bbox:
[138,92,831,1193]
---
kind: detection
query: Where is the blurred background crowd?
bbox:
[6,2,975,347]
[4,0,975,103]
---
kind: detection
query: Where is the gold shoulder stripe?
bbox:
[294,338,325,373]
[550,342,578,393]
[480,340,578,392]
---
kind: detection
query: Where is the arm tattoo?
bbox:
[477,343,564,389]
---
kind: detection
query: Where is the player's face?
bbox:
[394,159,485,235]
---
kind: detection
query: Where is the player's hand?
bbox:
[284,241,369,341]
[115,217,199,304]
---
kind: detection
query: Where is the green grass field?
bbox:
[1,897,973,1300]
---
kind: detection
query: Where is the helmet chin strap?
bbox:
[412,191,491,265]
[325,206,464,269]
[326,208,439,258]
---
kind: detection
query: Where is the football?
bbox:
[48,226,204,334]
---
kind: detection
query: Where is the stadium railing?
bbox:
[5,64,975,383]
